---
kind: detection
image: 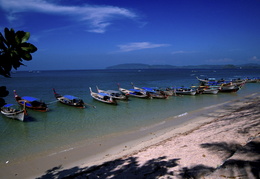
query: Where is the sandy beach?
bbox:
[1,93,259,179]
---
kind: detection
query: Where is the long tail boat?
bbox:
[53,88,85,108]
[14,90,48,112]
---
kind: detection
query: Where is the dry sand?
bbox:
[64,94,260,179]
[1,93,259,179]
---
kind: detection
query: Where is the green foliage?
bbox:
[0,27,37,107]
[0,27,37,77]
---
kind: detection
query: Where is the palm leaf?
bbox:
[20,43,37,53]
[15,31,30,44]
[21,52,32,60]
[0,27,37,77]
[4,28,16,46]
[0,33,7,50]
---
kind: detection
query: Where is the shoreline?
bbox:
[1,93,259,178]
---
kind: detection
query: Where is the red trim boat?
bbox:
[14,90,48,112]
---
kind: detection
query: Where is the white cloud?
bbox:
[118,42,170,52]
[0,0,138,33]
[171,50,196,54]
[249,56,260,62]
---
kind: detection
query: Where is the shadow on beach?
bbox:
[36,140,260,179]
[37,156,180,179]
[37,97,260,179]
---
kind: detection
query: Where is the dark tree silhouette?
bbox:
[0,27,37,106]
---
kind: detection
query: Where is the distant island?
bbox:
[106,63,260,69]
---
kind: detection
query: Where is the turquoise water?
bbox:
[0,69,259,163]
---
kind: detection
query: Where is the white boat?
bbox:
[1,104,26,121]
[196,77,224,85]
[195,86,219,94]
[89,87,117,105]
[174,87,196,95]
[219,83,241,92]
[164,87,176,96]
[118,86,150,98]
[96,86,128,100]
[201,88,219,94]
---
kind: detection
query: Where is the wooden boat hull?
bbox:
[176,91,196,95]
[1,110,24,121]
[16,100,48,111]
[14,90,48,112]
[164,90,175,96]
[1,106,25,121]
[202,89,219,94]
[196,86,219,94]
[246,78,260,83]
[148,93,168,99]
[219,86,240,92]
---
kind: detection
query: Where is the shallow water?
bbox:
[0,69,259,163]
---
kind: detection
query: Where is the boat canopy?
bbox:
[141,87,156,92]
[63,95,78,100]
[22,96,39,101]
[3,104,14,108]
[98,93,109,96]
[129,89,142,92]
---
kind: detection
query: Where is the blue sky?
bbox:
[0,0,260,70]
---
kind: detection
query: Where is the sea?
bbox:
[0,68,259,164]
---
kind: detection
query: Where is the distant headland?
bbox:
[106,63,260,69]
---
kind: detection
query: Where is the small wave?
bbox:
[48,147,74,156]
[175,112,188,118]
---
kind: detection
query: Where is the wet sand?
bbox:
[0,93,259,179]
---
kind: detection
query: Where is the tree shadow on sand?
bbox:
[199,140,260,179]
[36,141,260,179]
[176,140,259,179]
[179,165,215,179]
[36,165,88,179]
[37,156,179,179]
[201,142,243,159]
[37,99,260,179]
